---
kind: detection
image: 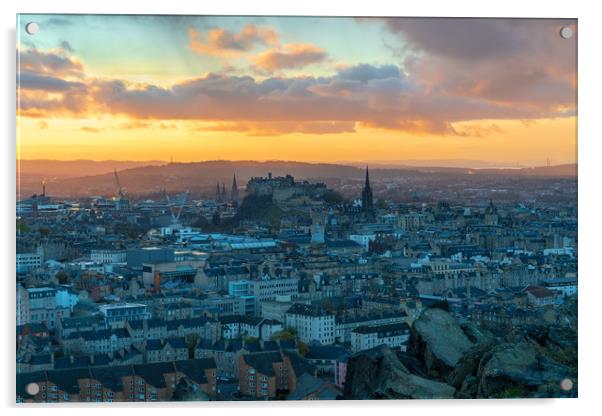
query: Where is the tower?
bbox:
[221,183,227,203]
[215,182,221,203]
[361,166,374,214]
[231,174,239,207]
[310,209,326,245]
[484,199,499,226]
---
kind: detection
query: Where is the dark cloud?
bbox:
[19,48,83,78]
[337,64,401,83]
[88,64,552,135]
[18,72,85,92]
[383,18,577,109]
[18,32,576,137]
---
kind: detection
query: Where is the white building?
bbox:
[26,287,66,329]
[99,303,151,328]
[335,312,408,343]
[16,247,44,273]
[285,304,335,345]
[350,322,411,353]
[90,249,127,264]
[55,286,80,312]
[249,278,299,314]
[349,234,376,251]
[543,278,578,297]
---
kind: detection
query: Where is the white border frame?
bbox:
[3,1,600,415]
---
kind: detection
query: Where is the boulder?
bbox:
[409,307,474,377]
[447,341,493,390]
[343,345,455,400]
[477,341,573,398]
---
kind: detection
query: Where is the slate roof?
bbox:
[47,368,91,394]
[286,373,340,400]
[145,339,163,351]
[306,345,347,360]
[174,358,216,385]
[241,351,283,376]
[352,322,411,336]
[286,303,331,317]
[133,362,175,388]
[283,350,315,377]
[90,365,133,392]
[166,337,188,349]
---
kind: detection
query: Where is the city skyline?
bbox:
[17,16,577,164]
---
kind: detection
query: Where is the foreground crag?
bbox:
[343,298,577,399]
[343,345,456,399]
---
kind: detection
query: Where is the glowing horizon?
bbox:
[17,15,577,166]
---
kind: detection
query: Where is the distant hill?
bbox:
[17,159,167,178]
[16,160,577,199]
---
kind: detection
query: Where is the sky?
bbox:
[16,15,577,166]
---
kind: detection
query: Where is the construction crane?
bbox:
[114,169,126,198]
[164,190,189,227]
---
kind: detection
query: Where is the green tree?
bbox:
[244,336,258,344]
[297,341,309,356]
[16,219,29,234]
[270,327,297,342]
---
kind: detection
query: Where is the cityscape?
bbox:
[16,15,577,402]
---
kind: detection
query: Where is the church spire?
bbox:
[231,173,239,206]
[361,165,374,214]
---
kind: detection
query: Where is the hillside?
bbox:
[16,160,577,198]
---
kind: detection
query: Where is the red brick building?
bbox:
[16,358,216,403]
[238,350,315,399]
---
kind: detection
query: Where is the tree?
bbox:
[16,219,29,234]
[322,189,345,205]
[185,333,200,358]
[244,336,258,344]
[270,327,297,342]
[297,341,309,356]
[56,271,69,285]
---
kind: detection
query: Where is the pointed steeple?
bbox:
[231,173,239,206]
[361,165,374,214]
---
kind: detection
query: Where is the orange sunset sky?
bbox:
[17,16,577,166]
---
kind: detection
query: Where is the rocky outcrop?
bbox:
[343,345,455,400]
[343,297,578,400]
[477,341,575,398]
[408,307,474,377]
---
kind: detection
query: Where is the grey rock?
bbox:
[477,341,572,398]
[344,345,456,400]
[409,307,474,377]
